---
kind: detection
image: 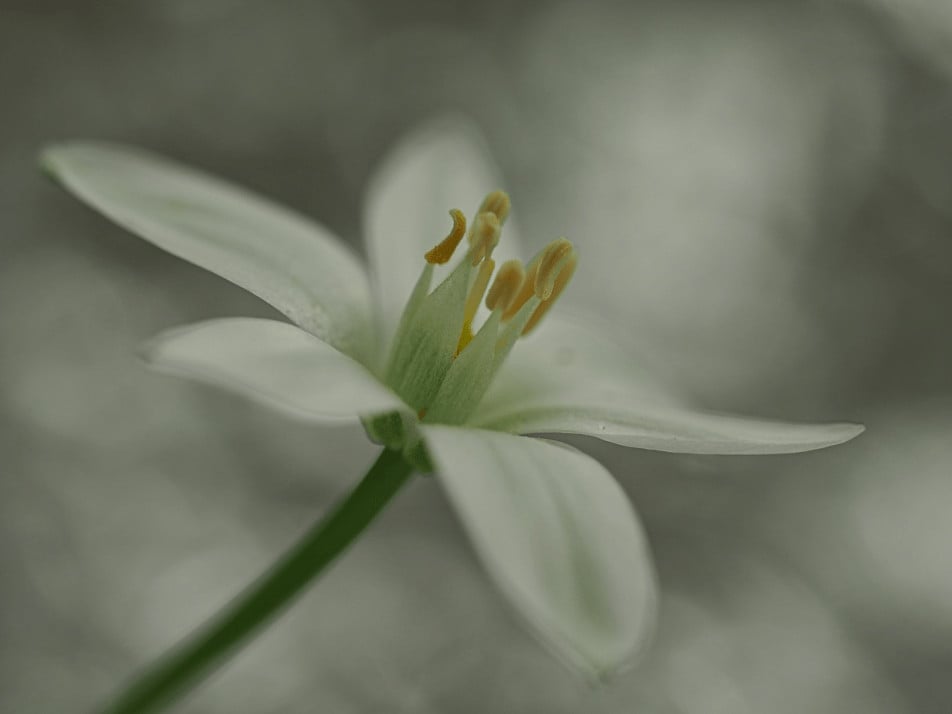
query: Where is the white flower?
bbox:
[41,118,863,681]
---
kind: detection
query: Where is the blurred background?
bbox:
[2,0,951,712]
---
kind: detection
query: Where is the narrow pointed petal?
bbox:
[473,309,686,423]
[363,117,524,343]
[41,142,376,361]
[476,390,863,455]
[421,425,657,681]
[142,319,405,422]
[472,312,864,454]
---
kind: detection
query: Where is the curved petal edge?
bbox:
[479,403,865,455]
[141,318,405,422]
[42,142,376,361]
[421,425,657,681]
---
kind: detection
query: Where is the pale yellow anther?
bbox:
[533,238,575,300]
[469,211,501,266]
[424,209,467,265]
[523,243,577,335]
[501,254,540,321]
[479,190,511,225]
[468,191,510,246]
[486,260,525,313]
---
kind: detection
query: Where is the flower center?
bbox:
[365,191,576,452]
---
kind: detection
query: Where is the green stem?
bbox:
[99,448,414,714]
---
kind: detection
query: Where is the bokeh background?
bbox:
[3,0,952,712]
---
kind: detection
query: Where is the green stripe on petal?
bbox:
[421,425,657,682]
[142,318,405,422]
[41,142,376,362]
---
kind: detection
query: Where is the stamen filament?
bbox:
[456,257,495,354]
[469,211,501,266]
[464,258,496,327]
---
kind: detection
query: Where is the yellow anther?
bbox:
[523,246,577,335]
[479,190,511,225]
[469,211,501,266]
[468,191,510,246]
[424,209,467,264]
[501,239,577,328]
[486,260,525,313]
[533,238,575,300]
[501,254,539,321]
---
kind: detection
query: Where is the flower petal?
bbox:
[362,117,524,345]
[476,309,687,422]
[477,401,864,455]
[142,318,405,421]
[472,311,864,454]
[41,142,375,361]
[421,425,657,681]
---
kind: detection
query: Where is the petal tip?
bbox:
[38,143,71,180]
[835,421,866,443]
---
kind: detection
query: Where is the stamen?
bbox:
[465,258,496,326]
[501,254,540,321]
[479,190,511,225]
[501,238,577,328]
[469,211,501,266]
[533,238,575,300]
[467,191,510,246]
[523,244,577,335]
[424,209,467,264]
[456,258,495,354]
[485,260,525,313]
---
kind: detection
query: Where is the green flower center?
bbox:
[363,191,577,462]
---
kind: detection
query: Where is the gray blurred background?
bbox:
[2,0,951,712]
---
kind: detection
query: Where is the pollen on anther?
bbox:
[486,260,525,313]
[424,209,467,264]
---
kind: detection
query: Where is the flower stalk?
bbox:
[99,449,414,714]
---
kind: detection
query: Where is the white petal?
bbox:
[362,117,524,345]
[421,425,656,681]
[142,318,405,421]
[472,311,864,454]
[475,309,687,425]
[478,401,864,455]
[42,142,376,361]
